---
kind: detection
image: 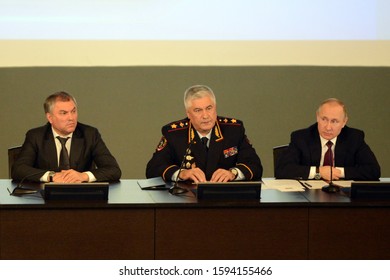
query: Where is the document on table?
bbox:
[262,179,354,192]
[300,180,354,189]
[262,179,305,192]
[137,177,168,190]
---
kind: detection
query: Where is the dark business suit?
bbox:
[275,123,381,180]
[11,122,121,182]
[146,117,262,181]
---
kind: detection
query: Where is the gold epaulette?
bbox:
[166,119,190,132]
[217,117,242,125]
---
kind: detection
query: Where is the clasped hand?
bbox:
[319,166,341,181]
[179,167,235,183]
[52,169,89,183]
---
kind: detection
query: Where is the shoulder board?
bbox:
[217,116,242,126]
[165,118,190,132]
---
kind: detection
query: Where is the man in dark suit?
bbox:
[146,85,262,182]
[275,98,380,181]
[11,91,121,183]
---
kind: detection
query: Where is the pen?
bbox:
[304,182,312,188]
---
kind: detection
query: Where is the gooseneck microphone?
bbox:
[169,141,194,195]
[9,170,47,196]
[321,147,339,193]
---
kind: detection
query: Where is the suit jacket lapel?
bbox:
[205,133,224,178]
[192,134,208,171]
[205,123,225,179]
[334,130,347,166]
[43,125,59,169]
[188,121,224,180]
[70,126,84,169]
[309,128,322,166]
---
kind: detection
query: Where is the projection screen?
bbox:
[1,0,389,66]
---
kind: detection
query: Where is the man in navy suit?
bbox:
[275,98,380,181]
[146,85,262,182]
[11,91,121,183]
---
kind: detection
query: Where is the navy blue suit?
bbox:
[275,123,381,180]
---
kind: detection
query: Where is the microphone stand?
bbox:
[9,170,46,196]
[169,141,193,195]
[321,146,339,193]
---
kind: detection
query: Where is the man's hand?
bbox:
[53,169,89,183]
[319,166,341,181]
[179,168,207,183]
[210,168,236,182]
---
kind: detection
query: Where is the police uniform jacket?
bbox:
[146,117,262,181]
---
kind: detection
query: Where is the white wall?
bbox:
[1,0,389,66]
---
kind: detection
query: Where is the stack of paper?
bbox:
[262,179,305,192]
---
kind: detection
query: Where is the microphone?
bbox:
[169,140,193,195]
[9,170,47,196]
[321,146,339,193]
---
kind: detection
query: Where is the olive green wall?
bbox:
[1,66,389,179]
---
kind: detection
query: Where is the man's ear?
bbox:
[46,112,52,124]
[342,116,348,128]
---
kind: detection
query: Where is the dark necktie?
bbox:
[201,137,208,152]
[323,141,333,167]
[200,136,209,173]
[57,136,70,170]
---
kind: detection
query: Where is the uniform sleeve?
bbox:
[235,125,263,180]
[146,130,180,181]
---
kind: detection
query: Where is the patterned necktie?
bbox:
[323,141,333,167]
[57,136,70,170]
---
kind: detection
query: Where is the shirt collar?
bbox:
[196,130,212,140]
[319,136,337,147]
[51,127,73,139]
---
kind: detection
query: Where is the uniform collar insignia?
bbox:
[188,122,196,144]
[214,121,224,142]
[187,120,224,144]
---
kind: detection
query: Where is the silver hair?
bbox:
[44,91,77,114]
[184,85,216,110]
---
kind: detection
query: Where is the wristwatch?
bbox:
[314,167,321,180]
[230,168,238,180]
[48,171,56,182]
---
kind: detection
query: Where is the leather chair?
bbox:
[273,144,289,177]
[8,146,22,179]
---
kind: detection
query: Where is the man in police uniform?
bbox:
[146,85,262,183]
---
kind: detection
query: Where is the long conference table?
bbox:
[1,179,390,260]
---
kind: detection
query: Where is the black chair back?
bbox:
[273,144,289,177]
[8,146,22,179]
